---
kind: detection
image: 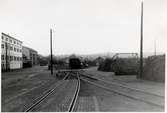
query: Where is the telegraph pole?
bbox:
[50,29,53,75]
[5,42,8,71]
[139,1,143,78]
[154,39,156,56]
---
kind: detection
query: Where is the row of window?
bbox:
[2,35,22,46]
[1,55,22,61]
[1,44,22,53]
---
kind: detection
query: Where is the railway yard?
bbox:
[2,66,165,112]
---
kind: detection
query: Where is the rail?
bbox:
[68,72,80,112]
[25,72,70,112]
[79,72,164,108]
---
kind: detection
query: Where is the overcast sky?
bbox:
[0,0,166,55]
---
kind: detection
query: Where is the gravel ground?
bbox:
[83,67,165,97]
[94,84,163,112]
[2,66,59,112]
[75,80,164,112]
[2,66,165,112]
[2,71,55,102]
[31,79,78,112]
[73,80,97,112]
[80,75,164,107]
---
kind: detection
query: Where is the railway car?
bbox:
[69,57,82,69]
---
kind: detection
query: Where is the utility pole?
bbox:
[5,42,8,72]
[154,39,156,56]
[139,1,143,78]
[50,29,53,75]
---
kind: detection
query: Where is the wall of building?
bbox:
[30,49,38,65]
[1,33,22,70]
[22,46,38,67]
[22,46,30,61]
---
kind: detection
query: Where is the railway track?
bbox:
[79,72,164,108]
[80,71,164,97]
[81,70,164,97]
[68,72,80,112]
[25,71,80,112]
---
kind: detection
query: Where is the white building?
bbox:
[1,33,23,71]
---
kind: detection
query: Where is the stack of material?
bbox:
[142,55,165,82]
[98,58,139,75]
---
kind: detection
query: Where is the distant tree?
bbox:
[95,57,104,66]
[98,58,114,71]
[38,56,48,66]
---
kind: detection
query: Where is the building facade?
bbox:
[1,33,23,71]
[22,46,38,67]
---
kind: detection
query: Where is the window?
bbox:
[10,39,12,43]
[6,38,8,41]
[17,57,19,61]
[14,56,16,61]
[1,44,4,48]
[6,56,9,60]
[20,57,22,61]
[14,41,16,44]
[20,49,22,52]
[2,63,5,69]
[17,48,19,52]
[2,36,4,40]
[2,55,4,60]
[10,46,13,50]
[10,56,13,61]
[7,45,10,50]
[14,48,16,51]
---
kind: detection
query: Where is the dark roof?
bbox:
[23,46,37,53]
[2,32,22,43]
